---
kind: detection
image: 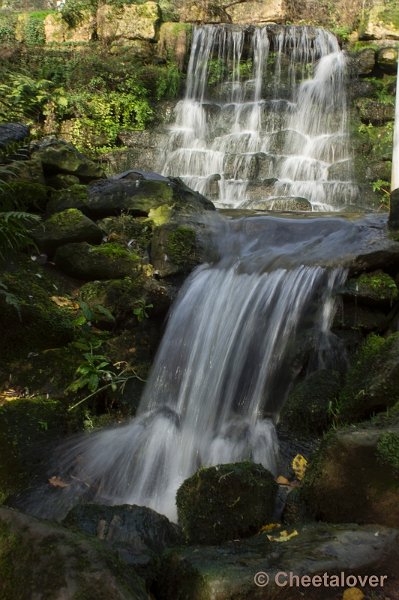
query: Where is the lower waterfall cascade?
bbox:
[34,214,368,523]
[160,24,360,211]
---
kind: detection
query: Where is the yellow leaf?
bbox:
[267,529,299,542]
[342,588,364,600]
[276,475,290,485]
[50,296,79,310]
[292,454,308,481]
[259,523,281,533]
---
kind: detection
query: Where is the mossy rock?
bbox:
[0,506,148,600]
[55,241,141,280]
[45,173,81,189]
[176,462,278,545]
[338,333,399,422]
[32,208,103,256]
[32,139,105,182]
[343,270,398,308]
[0,396,67,503]
[97,214,153,257]
[279,369,341,436]
[302,420,399,527]
[79,276,147,323]
[356,98,394,126]
[46,184,90,215]
[0,261,75,360]
[151,223,199,277]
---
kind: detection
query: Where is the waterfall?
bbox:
[51,216,348,522]
[159,24,359,211]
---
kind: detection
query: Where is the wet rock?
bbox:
[342,270,398,309]
[64,503,182,568]
[32,209,103,256]
[0,506,149,600]
[250,196,312,211]
[334,300,387,332]
[154,522,399,600]
[279,369,341,436]
[339,333,399,422]
[31,139,105,182]
[176,462,278,545]
[55,242,141,281]
[302,417,399,527]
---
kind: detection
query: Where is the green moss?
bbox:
[338,333,399,422]
[47,207,86,228]
[377,432,399,471]
[379,4,399,28]
[280,370,341,436]
[48,184,90,214]
[0,396,67,503]
[93,242,138,260]
[176,462,277,544]
[0,263,75,360]
[166,226,196,267]
[346,270,398,305]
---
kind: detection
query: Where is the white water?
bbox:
[160,24,359,210]
[49,216,348,522]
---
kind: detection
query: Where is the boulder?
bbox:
[55,242,141,280]
[279,369,341,436]
[46,173,81,189]
[31,139,105,182]
[361,2,399,40]
[302,418,399,527]
[97,2,160,43]
[64,503,182,567]
[356,98,395,126]
[46,183,90,214]
[154,522,399,600]
[32,208,103,256]
[338,333,399,421]
[377,46,399,73]
[150,223,201,277]
[176,462,278,544]
[82,175,215,220]
[351,48,376,75]
[0,123,29,150]
[0,507,149,600]
[250,196,312,211]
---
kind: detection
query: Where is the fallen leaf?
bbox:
[50,296,79,310]
[342,588,364,600]
[48,476,69,489]
[259,523,281,533]
[292,454,308,481]
[276,475,290,485]
[267,529,299,542]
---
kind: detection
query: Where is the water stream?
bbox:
[160,24,359,210]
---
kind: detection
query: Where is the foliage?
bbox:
[133,298,153,322]
[155,62,181,100]
[22,12,51,46]
[0,13,16,43]
[376,432,399,472]
[372,179,391,209]
[61,0,98,27]
[0,211,40,259]
[0,280,21,319]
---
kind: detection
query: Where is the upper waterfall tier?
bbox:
[159,24,359,211]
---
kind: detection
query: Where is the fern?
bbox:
[0,211,41,259]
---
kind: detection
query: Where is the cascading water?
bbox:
[160,24,359,211]
[41,215,352,523]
